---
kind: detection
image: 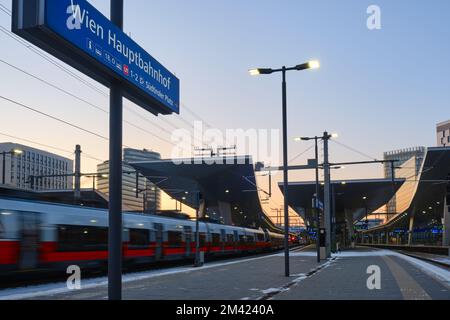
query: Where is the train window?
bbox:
[247,235,255,243]
[257,233,265,242]
[129,229,150,248]
[226,234,234,245]
[211,233,221,246]
[167,231,183,247]
[239,235,246,244]
[57,225,107,252]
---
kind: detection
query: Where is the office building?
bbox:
[0,142,73,191]
[96,148,161,212]
[437,120,450,147]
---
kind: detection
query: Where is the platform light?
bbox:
[331,133,339,139]
[250,59,321,278]
[90,220,97,223]
[1,212,13,216]
[295,60,321,71]
[307,60,320,70]
[225,189,230,194]
[249,68,273,76]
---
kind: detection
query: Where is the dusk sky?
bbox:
[0,0,449,223]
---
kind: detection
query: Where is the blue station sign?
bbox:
[12,0,180,115]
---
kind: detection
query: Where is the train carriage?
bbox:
[0,197,286,275]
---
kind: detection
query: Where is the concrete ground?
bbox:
[3,246,449,300]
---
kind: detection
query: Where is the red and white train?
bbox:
[0,197,285,274]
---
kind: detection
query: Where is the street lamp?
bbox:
[251,60,320,277]
[1,148,23,185]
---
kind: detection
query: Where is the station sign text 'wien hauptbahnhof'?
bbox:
[12,0,180,115]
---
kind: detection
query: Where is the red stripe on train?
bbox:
[0,241,19,265]
[41,242,157,262]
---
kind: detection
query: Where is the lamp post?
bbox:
[295,136,320,262]
[1,148,23,185]
[250,60,320,277]
[295,132,338,261]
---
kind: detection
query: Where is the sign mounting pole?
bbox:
[12,0,180,299]
[108,0,124,301]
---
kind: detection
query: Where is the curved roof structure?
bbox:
[130,156,280,231]
[279,178,405,224]
[365,147,450,232]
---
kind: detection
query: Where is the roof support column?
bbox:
[345,209,355,248]
[408,209,415,246]
[443,196,450,247]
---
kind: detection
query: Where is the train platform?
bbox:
[396,251,450,269]
[1,246,449,300]
[359,244,450,268]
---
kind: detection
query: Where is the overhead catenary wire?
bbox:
[0,4,215,133]
[0,3,11,15]
[289,144,314,164]
[0,95,150,153]
[331,139,378,161]
[0,22,207,147]
[0,57,200,152]
[0,36,202,150]
[0,131,104,163]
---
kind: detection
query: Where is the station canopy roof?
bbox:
[279,178,405,224]
[0,187,109,208]
[367,147,450,232]
[130,156,280,230]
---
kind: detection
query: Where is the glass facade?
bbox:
[96,148,161,212]
[383,147,425,218]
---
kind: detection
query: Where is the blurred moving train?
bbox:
[0,197,286,274]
